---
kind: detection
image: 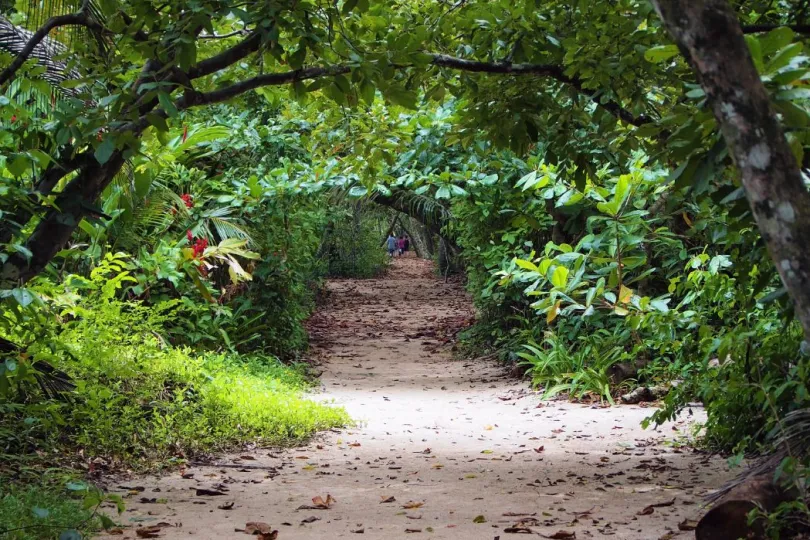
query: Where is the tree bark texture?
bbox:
[652,0,810,341]
[0,152,126,286]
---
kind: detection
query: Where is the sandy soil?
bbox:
[99,257,735,540]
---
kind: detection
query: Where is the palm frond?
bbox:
[209,216,254,244]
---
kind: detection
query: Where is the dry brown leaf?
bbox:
[405,528,422,533]
[638,498,675,516]
[534,446,545,453]
[135,526,162,538]
[505,525,534,534]
[380,496,396,503]
[503,512,537,517]
[542,531,576,539]
[239,455,256,460]
[243,522,278,538]
[678,518,698,531]
[311,493,336,509]
[402,501,424,509]
[218,501,235,510]
[349,442,362,447]
[195,488,227,496]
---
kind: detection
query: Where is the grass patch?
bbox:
[0,484,99,540]
[2,299,350,468]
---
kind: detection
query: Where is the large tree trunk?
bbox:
[0,153,126,287]
[652,0,810,341]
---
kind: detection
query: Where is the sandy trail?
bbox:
[102,257,733,539]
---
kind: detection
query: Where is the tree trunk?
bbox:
[0,153,126,287]
[652,0,810,341]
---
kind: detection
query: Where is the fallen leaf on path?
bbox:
[135,527,163,538]
[217,501,234,510]
[349,442,361,447]
[637,498,675,515]
[301,516,320,524]
[351,528,365,534]
[195,488,227,496]
[405,528,422,533]
[542,531,576,539]
[678,519,698,531]
[239,455,256,460]
[503,512,537,517]
[504,525,534,534]
[243,522,278,539]
[380,496,396,503]
[406,514,422,520]
[312,494,336,509]
[402,501,424,509]
[534,446,545,453]
[571,507,595,518]
[473,515,487,523]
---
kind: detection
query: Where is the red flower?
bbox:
[187,229,193,242]
[192,237,208,258]
[10,115,16,123]
[180,193,193,208]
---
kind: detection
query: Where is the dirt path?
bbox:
[102,257,734,539]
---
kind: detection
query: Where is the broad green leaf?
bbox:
[550,266,569,288]
[157,91,178,117]
[385,86,417,109]
[766,43,803,74]
[95,137,115,164]
[644,44,679,63]
[514,258,539,272]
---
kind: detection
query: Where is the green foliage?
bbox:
[324,204,389,278]
[0,483,101,540]
[1,257,348,468]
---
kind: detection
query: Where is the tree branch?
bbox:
[0,3,104,87]
[122,64,352,134]
[199,30,249,39]
[429,54,651,126]
[187,31,265,80]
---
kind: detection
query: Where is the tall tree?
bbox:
[652,0,810,340]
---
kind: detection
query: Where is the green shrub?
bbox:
[1,271,349,467]
[0,483,100,540]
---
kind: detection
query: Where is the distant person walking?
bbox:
[387,233,397,257]
[403,235,410,256]
[397,235,406,256]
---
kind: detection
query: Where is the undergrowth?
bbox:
[0,483,100,540]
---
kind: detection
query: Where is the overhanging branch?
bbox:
[187,31,264,80]
[0,1,104,87]
[429,54,650,126]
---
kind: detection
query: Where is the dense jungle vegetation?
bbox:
[3,0,810,537]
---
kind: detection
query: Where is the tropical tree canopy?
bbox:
[4,0,810,536]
